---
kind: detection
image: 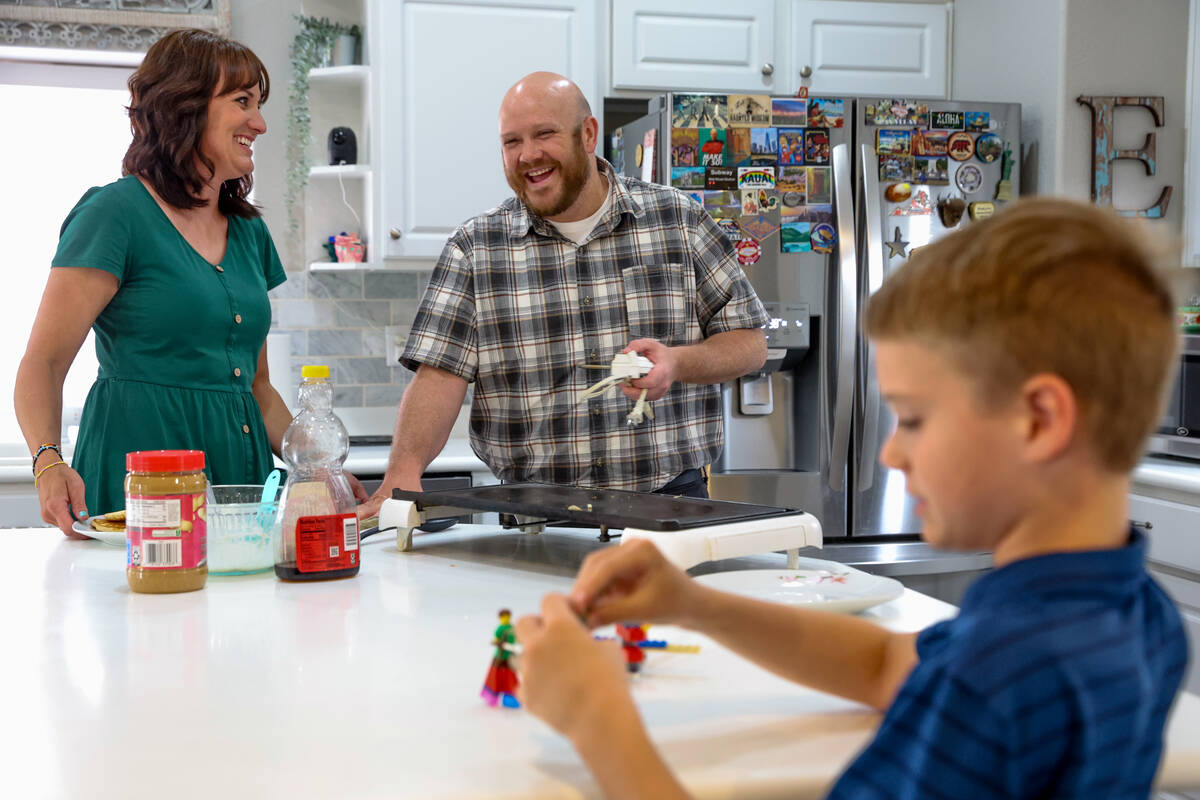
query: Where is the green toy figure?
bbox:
[995,143,1014,202]
[482,609,520,708]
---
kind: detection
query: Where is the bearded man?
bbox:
[359,73,767,518]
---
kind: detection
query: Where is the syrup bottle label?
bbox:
[295,513,359,572]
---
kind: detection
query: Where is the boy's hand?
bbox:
[571,538,703,629]
[514,594,630,742]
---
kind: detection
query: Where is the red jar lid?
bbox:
[126,450,206,472]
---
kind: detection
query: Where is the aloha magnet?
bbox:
[736,237,762,266]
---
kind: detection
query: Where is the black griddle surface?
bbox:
[390,482,800,531]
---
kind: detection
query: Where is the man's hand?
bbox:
[356,473,423,520]
[621,338,678,401]
[344,469,370,503]
[514,593,631,741]
[570,538,705,629]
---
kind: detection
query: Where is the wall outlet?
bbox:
[384,325,406,365]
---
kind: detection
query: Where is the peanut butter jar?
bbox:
[124,450,207,594]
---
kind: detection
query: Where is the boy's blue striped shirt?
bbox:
[828,530,1188,799]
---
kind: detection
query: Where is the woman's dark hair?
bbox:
[122,29,269,218]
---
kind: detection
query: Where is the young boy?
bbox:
[513,198,1190,799]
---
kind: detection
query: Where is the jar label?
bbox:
[295,513,359,573]
[127,493,206,570]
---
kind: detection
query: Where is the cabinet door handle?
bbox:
[761,62,774,76]
[1130,519,1154,530]
[389,227,402,240]
[800,65,813,78]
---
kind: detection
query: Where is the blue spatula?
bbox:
[256,469,281,528]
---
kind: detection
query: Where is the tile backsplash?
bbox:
[269,269,455,410]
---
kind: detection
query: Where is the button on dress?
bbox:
[51,175,287,514]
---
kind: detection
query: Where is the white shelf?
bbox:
[308,260,382,272]
[309,163,370,178]
[308,65,370,86]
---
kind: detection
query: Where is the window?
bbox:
[0,59,135,449]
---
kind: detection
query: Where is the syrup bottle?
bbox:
[274,365,359,581]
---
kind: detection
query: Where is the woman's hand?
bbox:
[36,462,89,538]
[570,538,706,629]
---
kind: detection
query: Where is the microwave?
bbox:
[1150,333,1200,460]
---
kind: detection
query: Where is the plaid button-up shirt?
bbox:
[401,159,768,491]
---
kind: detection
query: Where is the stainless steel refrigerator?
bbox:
[612,93,1021,543]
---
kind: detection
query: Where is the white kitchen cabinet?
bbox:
[372,0,599,261]
[1129,493,1200,695]
[610,0,781,93]
[791,0,950,98]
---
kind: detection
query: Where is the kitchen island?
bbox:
[2,524,1198,799]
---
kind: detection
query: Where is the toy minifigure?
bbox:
[607,622,702,673]
[481,608,520,708]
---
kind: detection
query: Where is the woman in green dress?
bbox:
[16,29,365,536]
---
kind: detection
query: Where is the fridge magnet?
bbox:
[781,221,812,253]
[796,204,834,224]
[772,98,808,127]
[698,128,727,166]
[805,128,830,164]
[807,167,832,204]
[807,97,845,128]
[705,167,739,191]
[635,143,644,167]
[683,190,705,206]
[778,128,806,165]
[738,166,776,190]
[914,157,950,185]
[610,129,625,173]
[671,129,698,166]
[703,189,738,210]
[947,131,975,161]
[968,201,996,221]
[671,167,706,189]
[641,129,656,182]
[741,189,762,215]
[672,93,729,128]
[878,155,914,182]
[975,132,1003,163]
[729,94,772,126]
[714,217,743,241]
[741,213,780,241]
[777,165,807,194]
[931,110,965,130]
[884,183,912,203]
[782,190,806,208]
[912,129,949,157]
[965,111,991,132]
[866,99,930,127]
[811,222,837,254]
[885,226,910,259]
[725,128,752,166]
[954,163,983,194]
[937,195,967,227]
[994,143,1014,201]
[756,189,780,212]
[749,127,779,161]
[735,237,762,266]
[876,129,912,157]
[890,189,933,216]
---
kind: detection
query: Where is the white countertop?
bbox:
[2,524,1198,799]
[1134,456,1200,496]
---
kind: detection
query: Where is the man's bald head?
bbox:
[500,72,591,127]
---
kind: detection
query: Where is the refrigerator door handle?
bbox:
[856,142,886,490]
[828,142,856,492]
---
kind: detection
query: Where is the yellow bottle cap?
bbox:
[301,365,330,379]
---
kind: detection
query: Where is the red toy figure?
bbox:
[482,608,520,708]
[615,622,649,673]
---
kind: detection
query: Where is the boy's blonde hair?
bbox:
[865,197,1178,472]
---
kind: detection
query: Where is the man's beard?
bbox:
[507,127,591,218]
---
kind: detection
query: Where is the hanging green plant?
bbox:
[286,14,362,232]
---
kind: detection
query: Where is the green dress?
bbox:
[52,175,287,515]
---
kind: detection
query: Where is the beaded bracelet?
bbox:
[34,460,66,487]
[32,443,62,476]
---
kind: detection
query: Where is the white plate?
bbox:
[694,557,904,613]
[72,520,125,547]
